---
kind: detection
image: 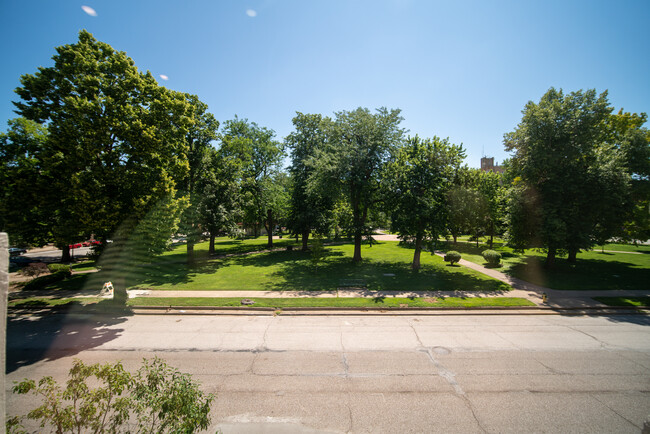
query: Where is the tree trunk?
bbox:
[545,247,556,269]
[266,209,273,248]
[567,249,578,263]
[61,245,71,263]
[187,241,195,265]
[353,231,362,263]
[209,234,215,255]
[453,234,457,244]
[412,234,423,271]
[302,229,310,251]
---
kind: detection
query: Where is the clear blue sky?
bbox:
[1,0,649,167]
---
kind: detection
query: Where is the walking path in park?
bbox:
[10,233,650,309]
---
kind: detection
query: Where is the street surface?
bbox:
[6,312,650,433]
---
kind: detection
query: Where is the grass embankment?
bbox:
[8,295,534,309]
[8,297,105,308]
[593,297,650,307]
[30,237,511,293]
[129,296,534,308]
[438,239,649,291]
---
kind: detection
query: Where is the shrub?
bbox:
[7,357,215,434]
[23,270,71,291]
[443,250,462,265]
[47,263,71,273]
[482,249,502,266]
[20,262,49,278]
[310,234,325,267]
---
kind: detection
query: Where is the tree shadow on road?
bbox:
[6,303,131,373]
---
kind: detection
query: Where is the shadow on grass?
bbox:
[6,300,131,373]
[506,255,650,291]
[117,242,512,295]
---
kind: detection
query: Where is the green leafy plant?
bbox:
[47,263,71,273]
[481,249,502,267]
[20,262,49,278]
[7,357,215,434]
[310,234,326,267]
[443,250,462,265]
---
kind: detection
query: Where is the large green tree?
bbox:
[219,117,284,247]
[313,107,404,262]
[0,118,52,247]
[285,112,334,250]
[176,94,219,264]
[504,88,629,267]
[11,30,191,262]
[197,146,243,254]
[383,136,464,270]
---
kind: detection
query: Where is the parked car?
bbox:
[68,243,83,249]
[8,247,27,256]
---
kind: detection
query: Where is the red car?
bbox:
[68,243,82,249]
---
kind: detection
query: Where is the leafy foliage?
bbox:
[383,135,464,269]
[503,88,635,266]
[9,30,194,261]
[47,263,71,273]
[310,107,405,262]
[8,358,215,434]
[481,249,501,266]
[443,250,462,265]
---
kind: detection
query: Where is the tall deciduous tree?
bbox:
[0,118,52,247]
[220,117,284,247]
[285,112,334,250]
[197,146,243,254]
[177,94,219,264]
[504,88,624,267]
[383,136,464,270]
[314,107,404,263]
[11,30,191,262]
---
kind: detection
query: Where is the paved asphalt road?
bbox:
[6,312,650,433]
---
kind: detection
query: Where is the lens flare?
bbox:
[246,9,257,17]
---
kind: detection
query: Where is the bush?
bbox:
[47,263,71,273]
[23,270,71,291]
[20,262,49,278]
[7,357,215,434]
[481,249,502,266]
[443,250,462,265]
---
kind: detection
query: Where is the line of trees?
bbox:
[1,32,648,271]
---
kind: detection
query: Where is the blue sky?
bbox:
[1,0,649,167]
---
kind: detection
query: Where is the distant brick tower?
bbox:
[480,157,503,173]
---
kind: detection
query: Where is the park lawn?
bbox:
[593,296,650,307]
[70,260,99,272]
[128,296,534,308]
[160,236,300,261]
[8,297,105,308]
[23,240,510,294]
[123,240,511,292]
[439,240,650,291]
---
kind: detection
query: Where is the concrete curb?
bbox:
[10,304,648,317]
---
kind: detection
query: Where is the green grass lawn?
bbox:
[30,238,511,293]
[8,297,105,308]
[128,296,534,308]
[593,296,650,307]
[439,240,650,291]
[125,240,510,292]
